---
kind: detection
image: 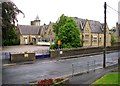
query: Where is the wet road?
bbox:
[2,52,119,84]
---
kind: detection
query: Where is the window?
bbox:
[99,36,102,42]
[84,35,89,43]
[24,37,28,44]
[85,35,89,39]
[42,38,46,42]
[24,37,27,40]
[93,36,97,42]
[52,39,54,42]
[38,38,42,42]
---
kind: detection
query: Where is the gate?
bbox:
[2,52,11,60]
[34,49,50,59]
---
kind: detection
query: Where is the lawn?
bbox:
[92,73,120,85]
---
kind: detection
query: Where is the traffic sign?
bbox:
[58,40,61,45]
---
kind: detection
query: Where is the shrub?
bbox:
[37,79,53,85]
[111,33,116,46]
[37,78,67,85]
[2,40,9,46]
[2,39,20,46]
[12,39,20,45]
[50,44,59,49]
[50,44,54,49]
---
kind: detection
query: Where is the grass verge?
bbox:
[91,72,120,86]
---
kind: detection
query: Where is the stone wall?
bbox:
[10,52,35,62]
[50,46,119,58]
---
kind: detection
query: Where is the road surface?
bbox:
[2,51,119,84]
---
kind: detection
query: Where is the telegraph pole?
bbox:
[103,2,107,68]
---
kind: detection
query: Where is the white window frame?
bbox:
[93,35,97,42]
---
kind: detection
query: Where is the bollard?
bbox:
[80,64,82,73]
[93,60,95,72]
[9,52,11,61]
[112,58,114,64]
[87,62,89,73]
[72,63,74,77]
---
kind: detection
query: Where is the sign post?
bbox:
[57,40,61,61]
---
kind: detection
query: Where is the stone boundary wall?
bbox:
[10,53,35,62]
[50,46,120,58]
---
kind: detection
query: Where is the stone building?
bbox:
[116,23,120,43]
[17,16,54,45]
[17,25,41,45]
[115,1,120,43]
[17,16,111,47]
[74,17,111,47]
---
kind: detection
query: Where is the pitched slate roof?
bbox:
[40,24,49,34]
[42,24,49,31]
[73,17,105,33]
[88,20,103,33]
[73,17,86,32]
[18,25,41,35]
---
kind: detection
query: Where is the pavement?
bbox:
[68,64,118,85]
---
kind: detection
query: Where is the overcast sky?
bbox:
[13,0,120,29]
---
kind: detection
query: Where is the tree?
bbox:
[2,1,24,46]
[111,33,116,46]
[110,27,116,34]
[51,14,82,49]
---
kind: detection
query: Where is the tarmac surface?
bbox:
[68,64,118,85]
[2,45,49,53]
